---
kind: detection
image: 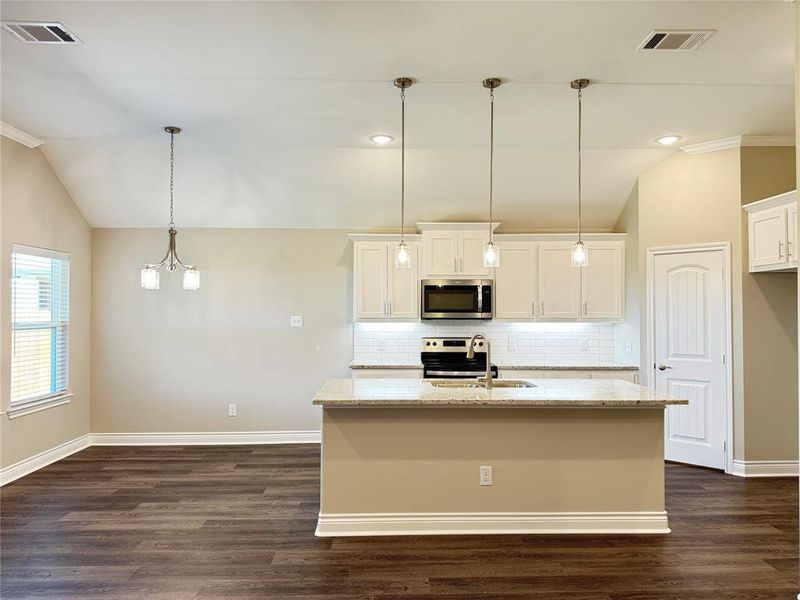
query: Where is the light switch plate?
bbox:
[479,465,493,486]
[290,315,303,327]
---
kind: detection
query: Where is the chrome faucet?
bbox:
[466,333,492,389]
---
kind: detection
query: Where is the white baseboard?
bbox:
[315,511,670,537]
[1,430,321,486]
[90,430,321,446]
[0,434,90,486]
[731,459,799,477]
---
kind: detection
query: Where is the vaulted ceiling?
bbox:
[1,1,795,230]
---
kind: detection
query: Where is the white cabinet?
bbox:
[353,241,419,320]
[421,227,491,277]
[495,239,624,321]
[581,241,624,320]
[499,368,638,382]
[495,242,538,319]
[538,243,582,319]
[744,191,798,272]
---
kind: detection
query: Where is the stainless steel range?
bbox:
[420,337,498,379]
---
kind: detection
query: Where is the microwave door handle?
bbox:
[477,284,483,314]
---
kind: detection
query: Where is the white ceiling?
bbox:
[0,1,795,230]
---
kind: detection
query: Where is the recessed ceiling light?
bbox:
[656,135,682,146]
[370,134,393,145]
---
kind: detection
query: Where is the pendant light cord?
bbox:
[400,86,405,243]
[489,87,494,244]
[169,129,175,229]
[577,86,582,242]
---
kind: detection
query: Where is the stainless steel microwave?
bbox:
[421,279,493,320]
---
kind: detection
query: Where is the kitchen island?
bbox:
[313,378,686,537]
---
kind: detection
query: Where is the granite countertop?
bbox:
[313,378,686,408]
[349,362,639,370]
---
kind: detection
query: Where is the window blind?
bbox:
[10,245,70,406]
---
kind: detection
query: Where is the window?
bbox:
[10,245,69,408]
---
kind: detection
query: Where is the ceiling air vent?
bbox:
[636,30,714,52]
[2,21,80,44]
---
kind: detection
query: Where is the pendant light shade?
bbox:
[482,77,502,268]
[140,127,200,289]
[570,79,590,268]
[394,77,414,269]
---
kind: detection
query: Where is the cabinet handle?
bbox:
[388,302,392,316]
[460,257,463,273]
[540,301,544,315]
[788,240,793,260]
[583,301,588,317]
[383,301,387,317]
[454,257,458,273]
[531,301,536,317]
[778,240,784,260]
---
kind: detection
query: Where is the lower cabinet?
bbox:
[500,369,638,383]
[351,369,424,379]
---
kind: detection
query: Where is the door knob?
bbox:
[657,363,672,371]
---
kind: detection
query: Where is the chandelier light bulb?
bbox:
[183,267,200,290]
[571,241,589,267]
[140,267,160,290]
[483,241,500,268]
[395,241,411,269]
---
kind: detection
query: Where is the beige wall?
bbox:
[740,147,797,461]
[91,228,353,434]
[614,183,640,363]
[0,137,92,468]
[638,147,798,463]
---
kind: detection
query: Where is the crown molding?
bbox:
[0,121,43,148]
[681,135,795,155]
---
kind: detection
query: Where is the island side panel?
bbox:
[320,407,665,516]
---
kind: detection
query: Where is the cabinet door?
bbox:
[538,243,581,319]
[495,242,537,319]
[388,243,419,319]
[581,242,624,320]
[423,232,459,276]
[459,232,492,276]
[788,203,798,262]
[749,206,788,269]
[354,242,388,319]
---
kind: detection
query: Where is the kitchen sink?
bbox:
[430,379,537,389]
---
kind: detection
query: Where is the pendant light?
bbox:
[140,126,200,290]
[482,78,501,268]
[570,79,590,267]
[393,77,414,269]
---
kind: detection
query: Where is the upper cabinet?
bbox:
[581,241,625,319]
[495,238,625,322]
[744,191,798,272]
[538,243,582,319]
[419,224,493,278]
[495,242,538,319]
[351,228,625,323]
[353,239,419,321]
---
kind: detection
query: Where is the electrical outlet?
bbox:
[508,337,517,352]
[479,465,493,486]
[625,340,633,353]
[377,337,386,352]
[290,315,303,327]
[228,403,237,417]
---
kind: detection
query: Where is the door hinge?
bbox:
[722,353,726,365]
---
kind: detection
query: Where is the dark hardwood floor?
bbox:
[1,444,797,599]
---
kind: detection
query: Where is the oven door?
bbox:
[421,279,493,319]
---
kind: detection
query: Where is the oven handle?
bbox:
[426,370,487,377]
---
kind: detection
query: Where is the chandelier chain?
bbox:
[577,86,582,242]
[489,87,495,243]
[169,129,175,229]
[400,86,405,242]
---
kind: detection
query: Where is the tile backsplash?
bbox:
[353,321,617,366]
